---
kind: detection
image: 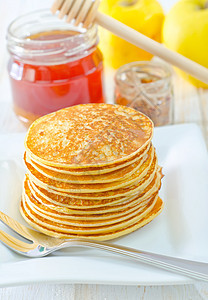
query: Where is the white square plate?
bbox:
[0,123,208,287]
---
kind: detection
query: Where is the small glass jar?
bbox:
[7,10,105,127]
[115,61,173,126]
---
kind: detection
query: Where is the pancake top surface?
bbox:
[25,104,153,167]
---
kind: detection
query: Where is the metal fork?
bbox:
[1,210,208,282]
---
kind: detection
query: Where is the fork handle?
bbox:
[95,12,208,85]
[60,239,208,281]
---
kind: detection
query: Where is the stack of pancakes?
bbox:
[20,104,163,241]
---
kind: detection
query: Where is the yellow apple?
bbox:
[98,0,164,69]
[162,0,208,88]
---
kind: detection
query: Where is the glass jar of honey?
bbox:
[7,10,105,126]
[115,61,173,126]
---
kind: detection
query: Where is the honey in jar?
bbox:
[7,10,105,126]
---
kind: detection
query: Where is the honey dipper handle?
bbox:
[96,12,208,84]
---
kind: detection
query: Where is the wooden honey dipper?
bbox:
[51,0,208,84]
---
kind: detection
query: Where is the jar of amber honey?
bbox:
[7,10,104,126]
[115,61,173,126]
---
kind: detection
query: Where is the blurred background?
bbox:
[0,0,181,104]
[1,0,208,132]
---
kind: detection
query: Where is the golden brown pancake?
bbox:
[21,193,157,233]
[20,197,163,241]
[21,103,163,241]
[25,148,156,193]
[27,169,162,209]
[23,191,157,227]
[25,104,153,168]
[24,144,153,184]
[26,142,151,175]
[24,176,161,217]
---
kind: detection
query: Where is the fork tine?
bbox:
[0,229,37,252]
[0,210,64,248]
[0,210,34,242]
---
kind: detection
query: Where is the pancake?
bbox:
[21,103,163,241]
[27,170,162,210]
[24,144,152,184]
[21,193,158,234]
[26,142,151,176]
[27,163,161,204]
[24,175,161,215]
[23,191,157,227]
[25,104,153,168]
[20,197,163,241]
[23,188,155,221]
[25,147,156,193]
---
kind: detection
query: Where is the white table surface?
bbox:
[1,0,208,299]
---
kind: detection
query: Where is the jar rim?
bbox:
[7,9,97,44]
[7,9,98,65]
[115,61,172,87]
